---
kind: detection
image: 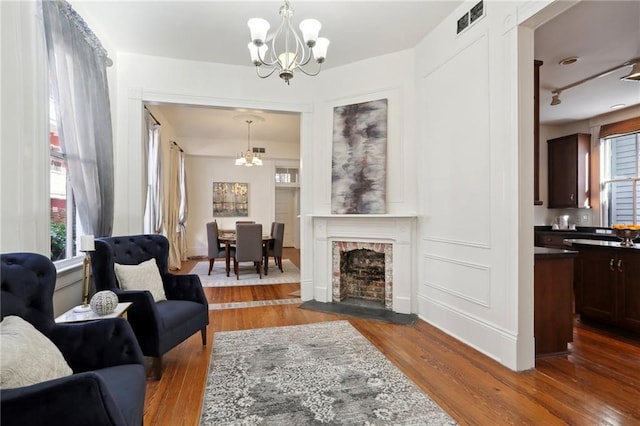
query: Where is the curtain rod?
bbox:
[144,106,161,126]
[171,140,184,152]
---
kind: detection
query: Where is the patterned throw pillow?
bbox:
[114,258,167,302]
[0,316,73,389]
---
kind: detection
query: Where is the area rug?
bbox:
[190,259,300,287]
[200,321,457,425]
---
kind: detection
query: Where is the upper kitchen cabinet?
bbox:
[547,133,591,208]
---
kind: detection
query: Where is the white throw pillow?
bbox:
[0,316,73,389]
[114,258,166,302]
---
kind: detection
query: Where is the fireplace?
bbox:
[309,214,415,314]
[332,241,393,310]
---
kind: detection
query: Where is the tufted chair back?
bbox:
[1,253,57,334]
[92,234,170,292]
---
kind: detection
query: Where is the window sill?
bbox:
[54,256,84,290]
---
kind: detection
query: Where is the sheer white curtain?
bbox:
[42,0,114,238]
[143,109,163,234]
[167,142,188,269]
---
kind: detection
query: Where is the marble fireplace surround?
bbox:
[310,214,417,314]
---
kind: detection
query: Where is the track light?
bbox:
[621,62,640,81]
[550,57,640,106]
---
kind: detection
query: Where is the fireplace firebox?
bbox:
[332,241,393,310]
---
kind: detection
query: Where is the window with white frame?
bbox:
[49,96,78,261]
[275,167,299,184]
[601,131,640,226]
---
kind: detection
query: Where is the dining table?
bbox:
[218,230,275,277]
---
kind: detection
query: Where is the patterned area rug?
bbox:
[190,259,300,287]
[200,321,457,425]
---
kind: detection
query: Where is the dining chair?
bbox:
[233,223,263,280]
[206,220,234,275]
[267,222,285,273]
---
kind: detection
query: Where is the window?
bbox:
[275,168,299,184]
[601,131,640,226]
[49,97,78,261]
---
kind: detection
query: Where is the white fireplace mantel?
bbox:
[309,214,417,314]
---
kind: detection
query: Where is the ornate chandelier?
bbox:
[247,0,329,85]
[235,119,263,167]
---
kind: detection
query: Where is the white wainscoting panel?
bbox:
[422,254,491,307]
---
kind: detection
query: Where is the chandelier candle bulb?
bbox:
[299,19,321,45]
[248,43,268,66]
[248,18,270,44]
[312,37,330,62]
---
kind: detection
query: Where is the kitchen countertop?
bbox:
[564,239,640,251]
[535,226,617,239]
[535,226,640,243]
[534,247,579,258]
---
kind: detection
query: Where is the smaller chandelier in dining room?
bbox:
[235,119,263,167]
[247,0,329,85]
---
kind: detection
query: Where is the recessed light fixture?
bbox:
[559,57,579,66]
[610,104,626,110]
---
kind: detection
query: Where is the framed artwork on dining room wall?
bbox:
[212,182,249,217]
[331,98,388,214]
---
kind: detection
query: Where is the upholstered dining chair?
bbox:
[1,252,146,426]
[267,222,285,273]
[91,234,209,379]
[233,223,263,280]
[206,220,234,275]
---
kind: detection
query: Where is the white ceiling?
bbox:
[72,0,640,149]
[535,0,640,125]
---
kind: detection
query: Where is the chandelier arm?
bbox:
[255,42,280,68]
[255,66,277,79]
[296,63,322,77]
[287,16,310,66]
[256,51,280,68]
[269,12,288,64]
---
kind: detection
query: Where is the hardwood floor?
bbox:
[145,248,640,425]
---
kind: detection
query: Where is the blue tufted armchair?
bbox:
[1,252,146,426]
[90,234,209,379]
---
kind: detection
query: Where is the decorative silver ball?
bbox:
[90,290,119,315]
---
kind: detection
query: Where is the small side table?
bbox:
[55,302,132,323]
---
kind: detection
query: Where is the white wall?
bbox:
[1,1,49,254]
[413,0,550,370]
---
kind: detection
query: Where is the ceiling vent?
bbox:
[457,1,484,35]
[252,147,266,153]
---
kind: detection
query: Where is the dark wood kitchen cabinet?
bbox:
[547,133,590,208]
[534,248,577,356]
[578,246,640,333]
[534,60,543,205]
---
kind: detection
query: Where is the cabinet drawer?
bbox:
[537,234,568,249]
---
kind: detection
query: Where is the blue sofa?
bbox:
[0,252,146,426]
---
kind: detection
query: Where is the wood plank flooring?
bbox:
[144,248,640,425]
